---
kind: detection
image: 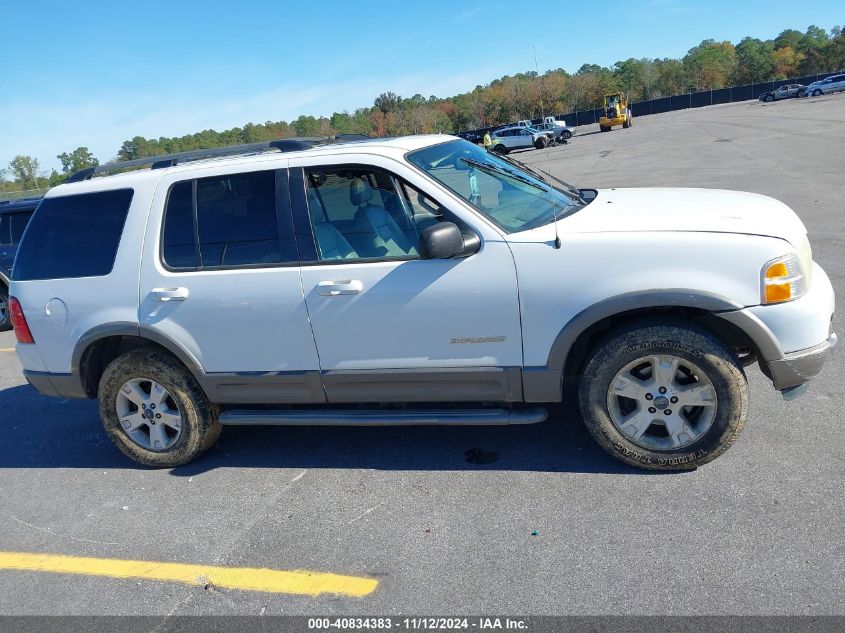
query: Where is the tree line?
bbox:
[2,24,843,194]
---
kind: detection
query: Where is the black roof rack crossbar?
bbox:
[67,136,367,183]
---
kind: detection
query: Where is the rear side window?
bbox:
[14,189,133,281]
[10,212,33,243]
[0,215,9,245]
[162,170,297,270]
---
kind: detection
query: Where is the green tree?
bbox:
[735,38,775,83]
[291,115,320,137]
[57,146,99,178]
[683,40,737,89]
[374,92,402,113]
[8,155,40,189]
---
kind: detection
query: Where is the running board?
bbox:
[219,408,548,426]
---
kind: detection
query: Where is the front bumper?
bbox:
[766,331,837,390]
[718,261,836,394]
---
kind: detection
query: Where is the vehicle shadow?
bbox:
[0,383,665,476]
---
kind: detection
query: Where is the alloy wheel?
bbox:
[606,354,717,451]
[115,378,183,451]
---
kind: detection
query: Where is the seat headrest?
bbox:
[350,178,374,206]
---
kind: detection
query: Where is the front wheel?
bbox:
[600,126,610,132]
[534,137,547,149]
[578,321,748,471]
[493,144,508,155]
[765,95,774,102]
[98,348,222,468]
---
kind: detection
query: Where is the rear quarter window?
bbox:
[13,189,134,281]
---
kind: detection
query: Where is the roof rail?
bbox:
[67,135,372,183]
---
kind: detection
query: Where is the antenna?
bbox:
[534,45,561,249]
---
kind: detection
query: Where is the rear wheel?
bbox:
[0,287,10,331]
[98,348,221,468]
[578,321,748,471]
[600,126,610,132]
[812,89,822,97]
[561,130,572,140]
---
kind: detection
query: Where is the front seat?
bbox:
[308,187,357,260]
[349,178,416,257]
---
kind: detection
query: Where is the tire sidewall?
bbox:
[579,324,748,470]
[98,348,217,467]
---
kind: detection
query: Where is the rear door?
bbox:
[139,164,325,403]
[287,153,524,403]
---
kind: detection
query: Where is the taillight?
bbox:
[9,297,34,344]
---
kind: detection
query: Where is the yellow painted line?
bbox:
[0,551,377,597]
[0,348,15,352]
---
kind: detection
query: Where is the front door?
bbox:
[287,157,524,403]
[140,165,325,403]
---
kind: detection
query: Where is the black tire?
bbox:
[765,95,774,102]
[534,137,547,149]
[578,320,748,471]
[0,286,10,332]
[600,126,610,132]
[561,130,572,140]
[813,89,822,97]
[493,145,508,155]
[98,347,221,468]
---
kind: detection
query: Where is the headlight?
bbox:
[761,253,807,304]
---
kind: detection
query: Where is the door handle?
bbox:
[150,287,189,302]
[317,280,363,296]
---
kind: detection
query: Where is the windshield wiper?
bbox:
[494,152,586,204]
[459,157,546,192]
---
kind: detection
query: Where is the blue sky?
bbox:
[0,0,840,173]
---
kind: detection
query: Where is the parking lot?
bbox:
[0,95,842,616]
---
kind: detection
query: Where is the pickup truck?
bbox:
[518,117,576,140]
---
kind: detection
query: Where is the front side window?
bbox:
[14,189,133,281]
[304,166,446,262]
[407,139,584,233]
[162,169,297,270]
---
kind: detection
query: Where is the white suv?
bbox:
[10,136,836,470]
[805,74,845,97]
[490,126,551,153]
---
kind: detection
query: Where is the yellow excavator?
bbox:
[599,92,632,132]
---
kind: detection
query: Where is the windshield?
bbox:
[406,139,583,233]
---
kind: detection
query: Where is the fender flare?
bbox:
[71,323,205,381]
[522,289,780,403]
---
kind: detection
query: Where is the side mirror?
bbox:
[419,222,477,260]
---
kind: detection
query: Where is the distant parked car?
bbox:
[457,131,483,144]
[490,126,553,154]
[759,84,804,102]
[802,74,845,97]
[0,197,40,330]
[535,121,576,140]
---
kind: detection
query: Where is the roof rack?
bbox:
[68,135,373,183]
